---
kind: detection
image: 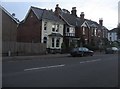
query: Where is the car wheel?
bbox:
[81,53,84,57]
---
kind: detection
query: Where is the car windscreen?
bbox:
[78,48,89,51]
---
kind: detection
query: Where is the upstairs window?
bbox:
[56,24,59,32]
[110,33,112,35]
[44,22,47,30]
[83,27,85,35]
[94,29,97,36]
[67,27,69,33]
[52,24,55,32]
[110,37,112,41]
[91,28,94,36]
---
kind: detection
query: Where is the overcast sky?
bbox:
[1,0,120,30]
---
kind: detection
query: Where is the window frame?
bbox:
[56,38,60,47]
[52,38,55,47]
[43,37,47,44]
[44,22,47,30]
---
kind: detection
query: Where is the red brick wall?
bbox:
[2,10,17,42]
[17,10,42,43]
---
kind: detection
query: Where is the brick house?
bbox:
[59,7,84,51]
[1,6,19,56]
[55,4,108,51]
[55,6,86,51]
[17,6,64,53]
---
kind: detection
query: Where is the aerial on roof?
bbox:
[1,5,19,23]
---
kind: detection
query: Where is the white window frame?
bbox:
[52,24,55,32]
[56,24,59,32]
[44,22,47,30]
[43,37,47,43]
[52,38,55,47]
[56,38,60,47]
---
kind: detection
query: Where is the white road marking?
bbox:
[24,64,65,71]
[79,61,86,64]
[80,59,101,64]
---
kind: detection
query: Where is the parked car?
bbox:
[70,47,94,57]
[105,47,118,54]
[105,48,113,54]
[111,47,118,52]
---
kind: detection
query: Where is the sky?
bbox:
[1,0,120,30]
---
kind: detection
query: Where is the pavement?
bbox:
[2,52,105,62]
[2,53,70,62]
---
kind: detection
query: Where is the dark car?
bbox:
[105,47,118,54]
[105,48,113,54]
[70,47,94,57]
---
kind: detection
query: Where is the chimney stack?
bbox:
[80,12,85,20]
[99,18,103,26]
[71,7,77,17]
[55,4,61,16]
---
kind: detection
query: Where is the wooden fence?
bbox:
[2,42,46,56]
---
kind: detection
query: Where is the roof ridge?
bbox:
[1,5,18,23]
[31,6,44,10]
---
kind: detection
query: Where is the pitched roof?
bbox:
[60,12,84,27]
[31,6,64,23]
[85,19,99,28]
[109,28,118,32]
[1,5,19,23]
[31,6,44,20]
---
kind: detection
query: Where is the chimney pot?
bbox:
[71,7,77,17]
[99,18,103,26]
[55,4,61,16]
[56,4,59,7]
[80,12,85,19]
